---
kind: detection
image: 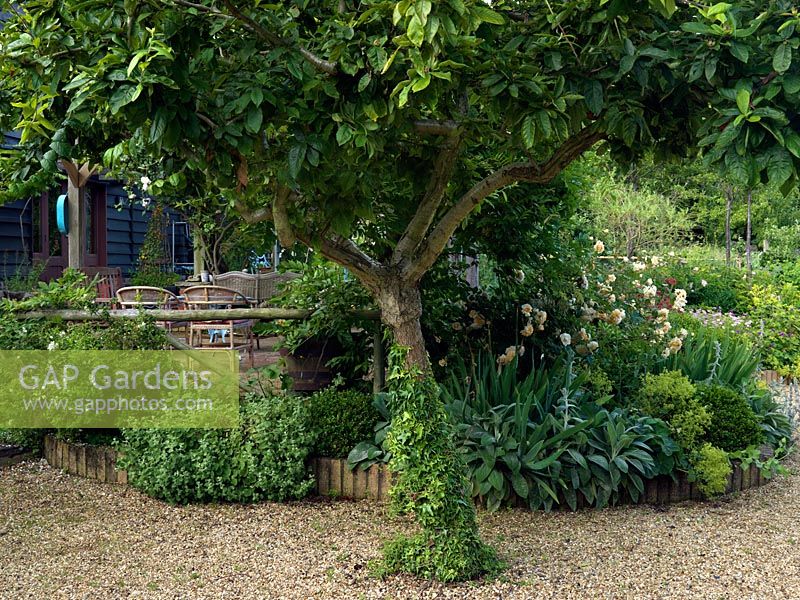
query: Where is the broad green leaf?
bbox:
[521,115,536,149]
[407,15,425,46]
[785,132,800,159]
[109,84,142,114]
[784,75,800,95]
[774,44,792,73]
[767,148,793,187]
[511,472,529,498]
[730,42,749,63]
[472,5,505,25]
[736,88,750,115]
[411,72,431,92]
[357,73,372,93]
[585,80,604,114]
[287,144,306,179]
[245,107,263,134]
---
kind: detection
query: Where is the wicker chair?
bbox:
[182,285,254,364]
[212,271,299,306]
[116,286,181,309]
[116,286,185,337]
[213,271,257,303]
[256,271,300,306]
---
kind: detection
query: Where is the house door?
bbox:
[33,183,107,280]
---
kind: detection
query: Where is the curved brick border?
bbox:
[43,435,771,505]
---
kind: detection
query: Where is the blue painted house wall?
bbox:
[0,128,193,280]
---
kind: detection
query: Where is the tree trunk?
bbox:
[746,189,752,279]
[372,279,430,374]
[725,186,733,267]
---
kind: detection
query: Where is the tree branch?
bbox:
[413,119,462,137]
[294,229,384,288]
[403,126,605,282]
[233,198,272,224]
[392,132,463,265]
[272,185,297,247]
[219,0,338,76]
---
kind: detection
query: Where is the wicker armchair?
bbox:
[116,286,181,309]
[212,271,299,306]
[212,271,257,303]
[182,285,254,364]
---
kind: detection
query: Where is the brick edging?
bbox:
[42,436,771,506]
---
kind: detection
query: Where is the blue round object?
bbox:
[56,194,68,235]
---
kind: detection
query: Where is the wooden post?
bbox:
[60,161,96,269]
[373,325,385,395]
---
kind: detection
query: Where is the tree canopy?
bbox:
[1,0,800,355]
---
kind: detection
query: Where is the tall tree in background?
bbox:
[4,0,800,579]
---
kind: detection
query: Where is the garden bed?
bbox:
[43,436,771,506]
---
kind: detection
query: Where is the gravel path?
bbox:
[1,457,799,599]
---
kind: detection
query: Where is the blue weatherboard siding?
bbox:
[0,179,192,280]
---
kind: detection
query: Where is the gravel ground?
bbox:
[1,456,800,599]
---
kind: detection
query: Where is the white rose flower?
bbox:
[560,333,572,346]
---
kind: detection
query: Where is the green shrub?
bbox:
[695,384,763,452]
[118,392,314,504]
[306,387,378,458]
[691,443,731,497]
[0,428,48,454]
[636,371,709,451]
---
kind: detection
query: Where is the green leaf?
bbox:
[521,115,536,149]
[511,472,529,498]
[411,72,431,92]
[109,84,142,114]
[736,88,750,115]
[705,58,718,82]
[287,144,306,179]
[585,80,604,114]
[357,73,372,93]
[407,15,425,47]
[784,75,800,95]
[767,148,793,187]
[587,455,609,470]
[785,132,800,159]
[619,54,636,75]
[336,124,353,146]
[488,469,504,492]
[245,107,263,134]
[774,44,792,73]
[149,109,168,143]
[472,5,505,25]
[730,42,749,63]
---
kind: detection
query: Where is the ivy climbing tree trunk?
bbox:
[746,188,753,279]
[725,185,733,267]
